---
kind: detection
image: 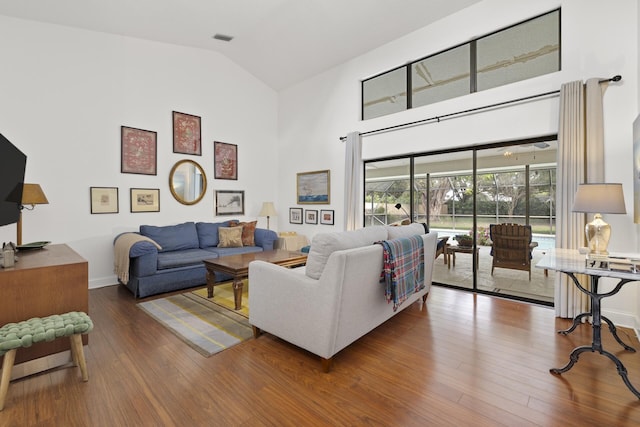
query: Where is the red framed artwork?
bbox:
[214,141,238,180]
[121,126,157,175]
[172,111,201,155]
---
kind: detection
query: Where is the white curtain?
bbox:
[555,81,588,318]
[344,132,362,231]
[554,79,607,318]
[585,78,607,182]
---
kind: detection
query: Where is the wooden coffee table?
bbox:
[202,250,308,310]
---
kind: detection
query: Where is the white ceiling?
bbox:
[0,0,481,91]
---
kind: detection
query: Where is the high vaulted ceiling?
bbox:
[0,0,481,91]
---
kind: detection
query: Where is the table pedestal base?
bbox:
[552,273,640,398]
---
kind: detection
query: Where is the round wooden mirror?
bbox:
[169,160,207,205]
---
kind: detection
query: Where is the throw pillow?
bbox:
[231,221,257,246]
[218,227,243,248]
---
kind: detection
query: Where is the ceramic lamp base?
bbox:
[586,213,611,255]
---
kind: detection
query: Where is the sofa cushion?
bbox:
[196,220,232,248]
[232,220,257,246]
[140,222,199,252]
[218,226,243,248]
[156,248,214,270]
[305,226,388,280]
[387,223,426,240]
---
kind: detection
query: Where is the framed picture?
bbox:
[121,126,157,175]
[172,111,201,155]
[214,141,238,180]
[320,209,335,225]
[305,209,318,224]
[289,207,303,224]
[90,187,118,214]
[130,188,160,213]
[297,170,330,204]
[215,190,244,215]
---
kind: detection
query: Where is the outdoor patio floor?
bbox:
[432,245,554,304]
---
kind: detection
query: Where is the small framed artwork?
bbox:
[214,141,238,180]
[320,209,335,225]
[90,187,119,214]
[289,207,303,224]
[297,170,330,204]
[305,209,318,224]
[121,126,157,175]
[172,111,201,155]
[215,190,244,215]
[130,188,160,213]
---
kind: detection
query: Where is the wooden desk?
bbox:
[0,244,88,377]
[537,249,640,399]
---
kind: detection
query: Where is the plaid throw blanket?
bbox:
[377,235,425,311]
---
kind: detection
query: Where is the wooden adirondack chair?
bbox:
[489,223,538,280]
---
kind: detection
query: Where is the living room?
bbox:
[1,0,640,424]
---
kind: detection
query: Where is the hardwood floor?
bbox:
[2,284,640,426]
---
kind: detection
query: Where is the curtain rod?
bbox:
[339,74,622,141]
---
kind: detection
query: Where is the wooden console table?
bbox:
[0,244,88,378]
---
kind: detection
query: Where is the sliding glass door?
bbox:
[364,137,557,305]
[413,151,475,290]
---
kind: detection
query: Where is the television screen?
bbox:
[0,133,27,227]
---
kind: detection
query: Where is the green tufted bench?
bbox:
[0,311,93,411]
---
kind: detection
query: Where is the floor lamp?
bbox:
[17,183,49,245]
[259,202,277,230]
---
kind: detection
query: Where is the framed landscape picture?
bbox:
[289,207,302,224]
[121,126,157,175]
[214,141,238,180]
[130,188,160,213]
[320,209,334,225]
[305,209,318,224]
[172,111,201,155]
[90,187,118,214]
[297,170,330,204]
[215,190,244,215]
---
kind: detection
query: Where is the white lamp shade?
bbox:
[259,202,277,217]
[572,183,626,214]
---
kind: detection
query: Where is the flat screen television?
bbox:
[0,133,27,227]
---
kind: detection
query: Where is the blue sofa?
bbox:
[117,220,277,298]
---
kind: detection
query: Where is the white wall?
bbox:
[278,0,640,327]
[0,16,278,288]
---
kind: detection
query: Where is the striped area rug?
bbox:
[138,290,252,357]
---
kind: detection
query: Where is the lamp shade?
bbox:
[572,183,626,214]
[21,183,49,206]
[259,202,277,217]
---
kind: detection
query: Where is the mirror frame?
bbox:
[169,159,208,205]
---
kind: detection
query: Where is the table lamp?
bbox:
[259,202,277,230]
[18,183,49,245]
[572,183,626,256]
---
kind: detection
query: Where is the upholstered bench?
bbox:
[0,311,93,411]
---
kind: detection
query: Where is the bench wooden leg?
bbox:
[0,349,17,411]
[70,334,89,382]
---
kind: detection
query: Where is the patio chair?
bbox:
[489,223,538,280]
[436,236,449,263]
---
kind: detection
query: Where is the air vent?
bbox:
[213,34,234,42]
